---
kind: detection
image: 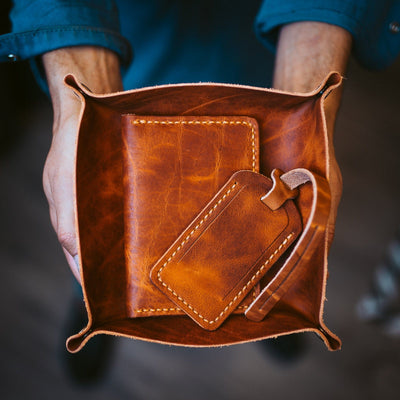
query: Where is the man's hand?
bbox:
[42,46,123,281]
[273,21,352,246]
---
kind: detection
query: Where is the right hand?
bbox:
[272,21,352,247]
[42,47,123,281]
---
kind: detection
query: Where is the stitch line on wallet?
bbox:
[131,118,257,171]
[153,174,294,325]
[132,181,238,315]
[130,117,255,316]
[158,181,238,269]
[135,307,181,313]
[158,233,294,325]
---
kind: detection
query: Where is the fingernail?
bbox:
[73,255,80,272]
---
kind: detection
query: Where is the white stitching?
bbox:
[132,181,237,315]
[131,118,257,172]
[130,117,257,316]
[157,233,293,325]
[152,171,294,325]
[134,307,182,313]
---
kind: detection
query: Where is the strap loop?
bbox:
[245,168,331,322]
[261,169,299,210]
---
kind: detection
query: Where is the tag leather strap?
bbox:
[245,168,331,322]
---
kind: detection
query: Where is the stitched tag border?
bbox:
[149,170,301,330]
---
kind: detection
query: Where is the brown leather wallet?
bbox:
[65,72,342,353]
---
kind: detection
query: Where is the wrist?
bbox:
[43,46,123,92]
[42,46,123,134]
[273,21,352,93]
[273,21,352,138]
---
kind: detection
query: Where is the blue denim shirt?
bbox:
[256,0,400,70]
[0,0,399,89]
[0,0,132,64]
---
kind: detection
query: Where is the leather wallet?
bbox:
[64,72,343,353]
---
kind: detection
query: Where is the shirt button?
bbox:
[389,21,400,34]
[7,53,19,62]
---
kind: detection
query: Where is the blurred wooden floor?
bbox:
[0,58,400,400]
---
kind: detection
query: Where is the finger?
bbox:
[53,186,79,268]
[63,248,81,284]
[44,160,79,278]
[55,201,77,257]
[50,199,80,279]
[47,195,80,280]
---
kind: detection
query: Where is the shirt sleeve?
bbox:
[255,0,366,51]
[254,0,400,70]
[354,0,400,70]
[0,0,132,65]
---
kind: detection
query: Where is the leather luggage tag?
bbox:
[150,170,302,330]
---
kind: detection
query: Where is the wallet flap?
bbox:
[150,170,302,330]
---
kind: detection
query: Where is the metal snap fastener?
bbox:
[389,21,400,34]
[7,53,19,61]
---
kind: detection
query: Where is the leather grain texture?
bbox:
[63,72,343,353]
[122,115,260,318]
[150,170,302,330]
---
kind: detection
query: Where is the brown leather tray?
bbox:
[64,72,342,353]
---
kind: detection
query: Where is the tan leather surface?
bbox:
[64,72,343,353]
[122,115,260,317]
[261,169,299,211]
[150,170,301,330]
[246,169,330,321]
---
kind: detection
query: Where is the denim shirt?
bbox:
[0,0,132,64]
[256,0,400,70]
[0,0,399,88]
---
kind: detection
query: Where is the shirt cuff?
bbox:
[0,26,132,64]
[255,0,366,53]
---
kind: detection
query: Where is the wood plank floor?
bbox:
[0,58,400,400]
